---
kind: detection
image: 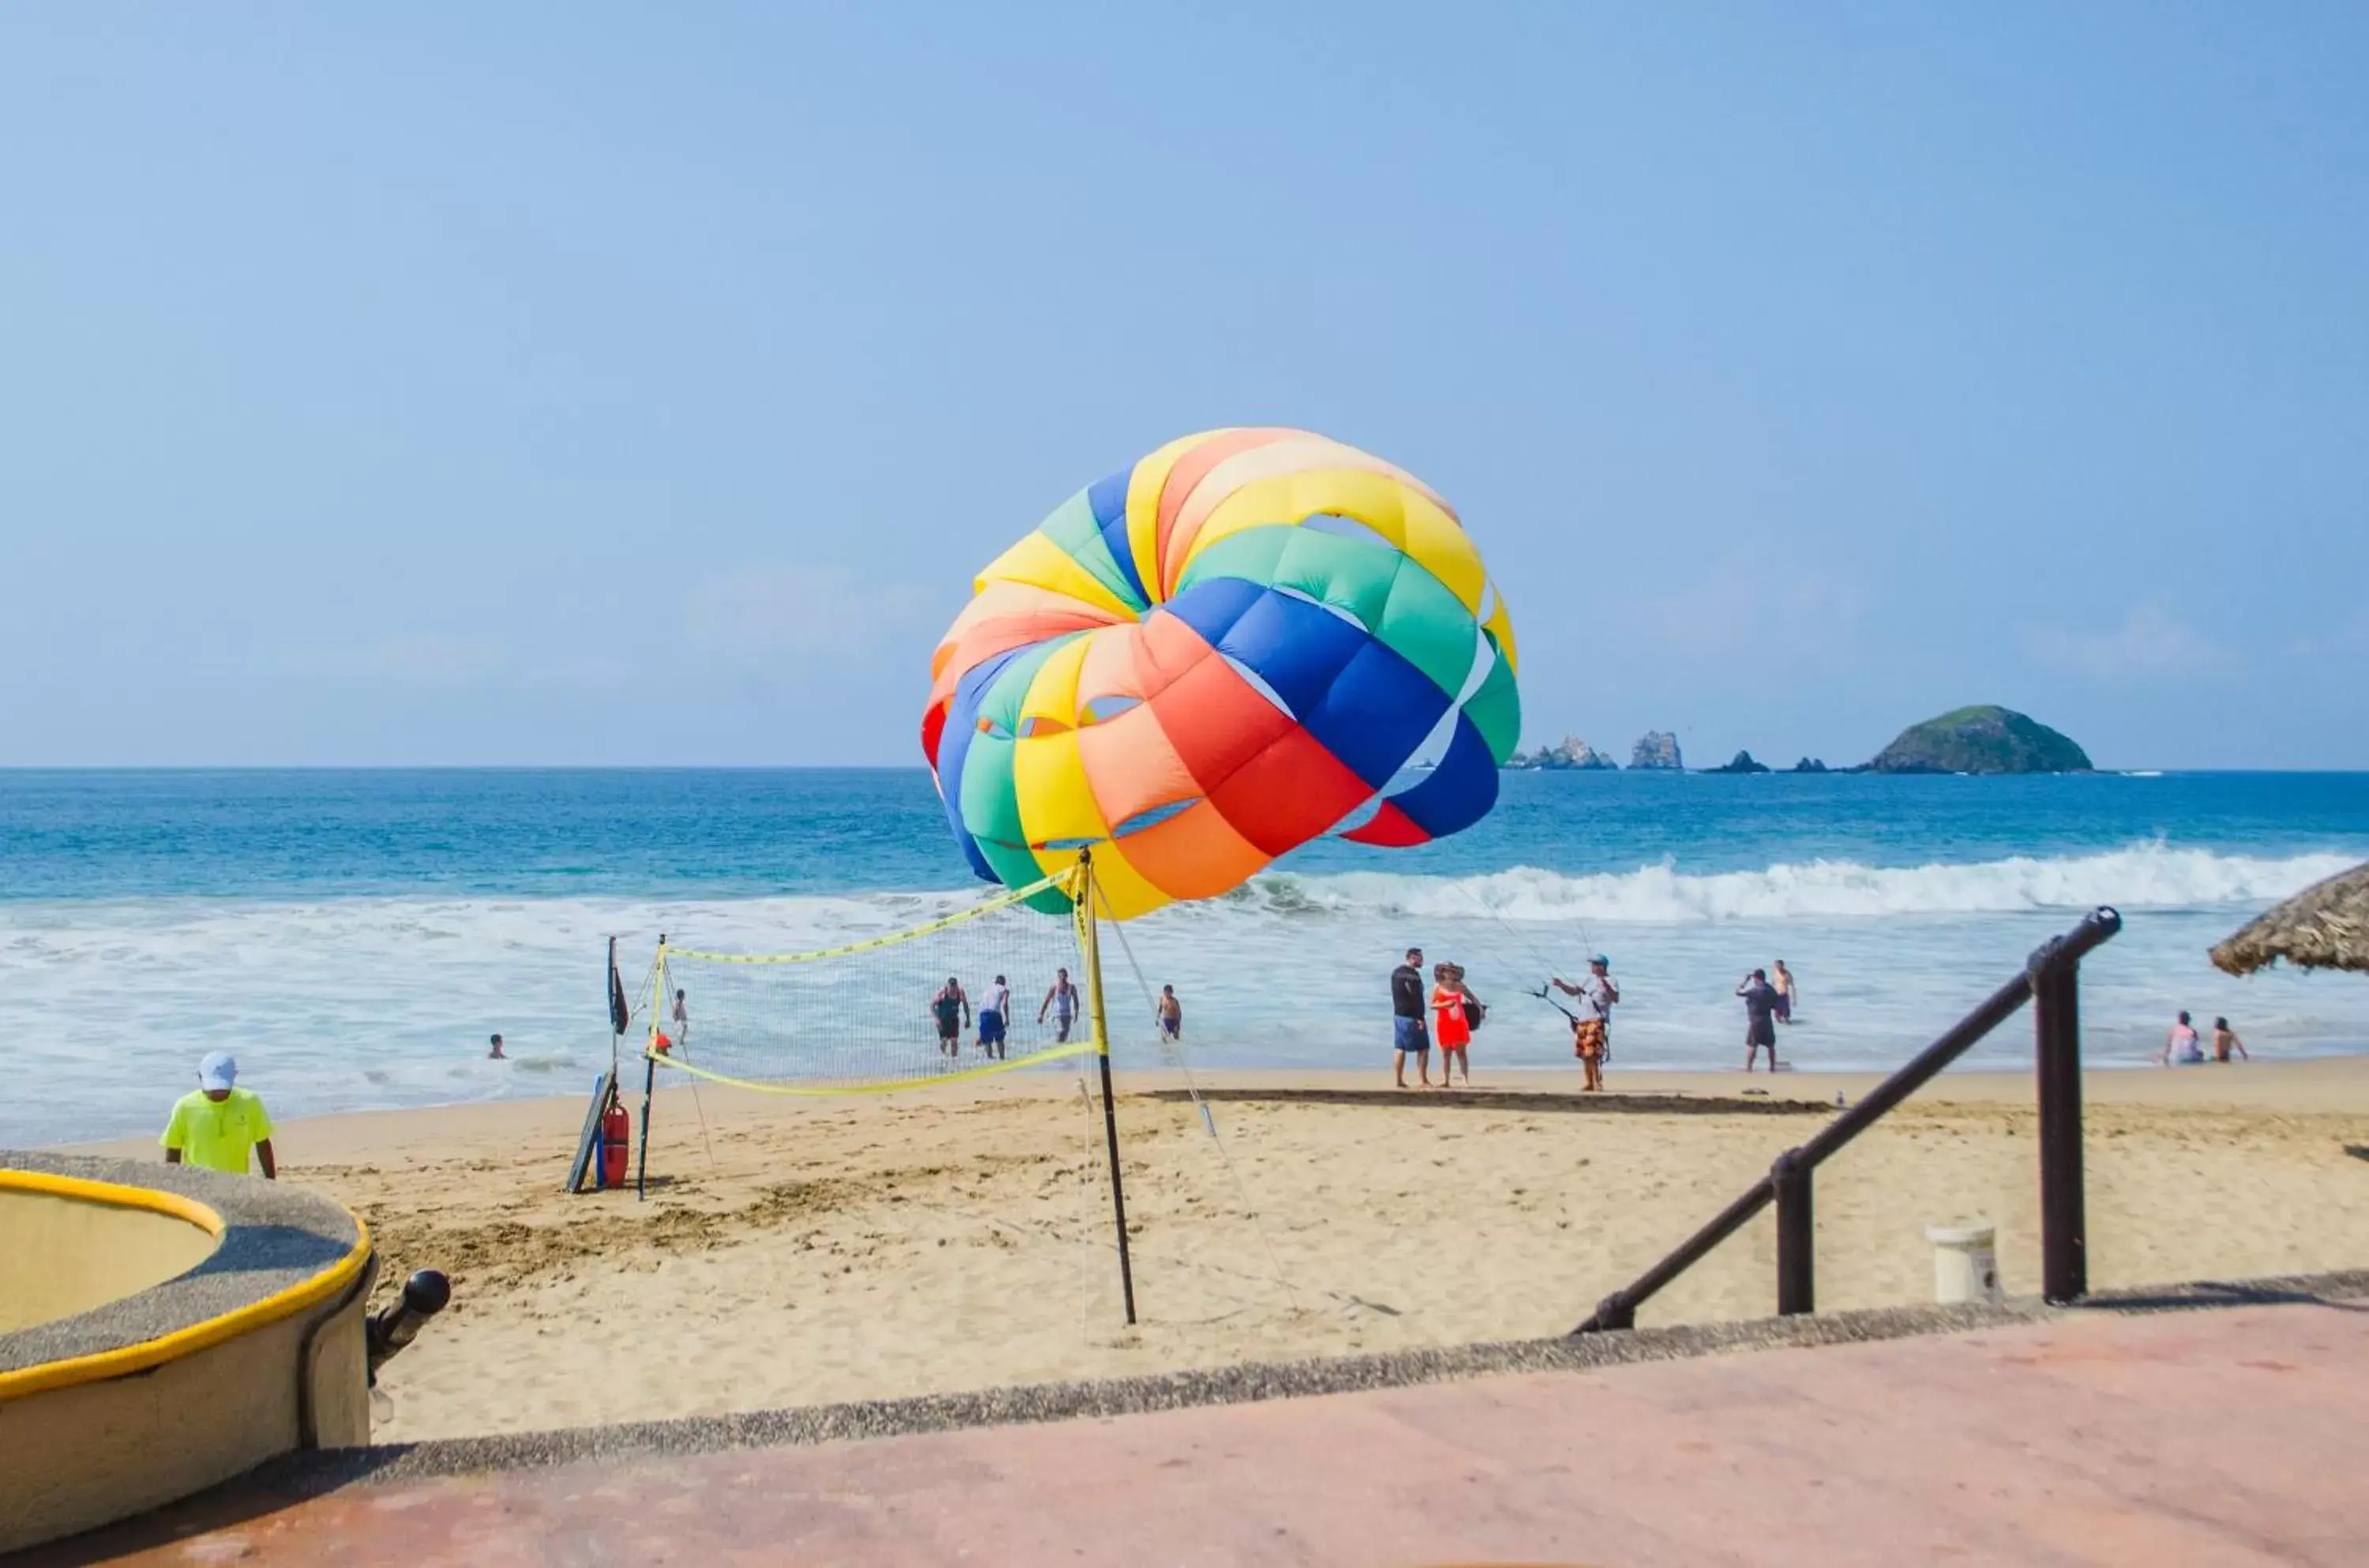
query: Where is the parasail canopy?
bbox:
[922,427,1520,918]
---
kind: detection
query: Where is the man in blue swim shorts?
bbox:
[1391,946,1431,1089]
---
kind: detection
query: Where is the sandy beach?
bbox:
[70,1058,2369,1442]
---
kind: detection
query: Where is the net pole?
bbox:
[1079,852,1136,1326]
[639,939,663,1202]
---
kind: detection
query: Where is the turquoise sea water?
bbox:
[5,768,2366,1143]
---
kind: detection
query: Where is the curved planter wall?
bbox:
[0,1152,374,1555]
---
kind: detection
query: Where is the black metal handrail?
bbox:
[1575,905,2123,1333]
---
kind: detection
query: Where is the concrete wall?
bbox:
[0,1187,219,1334]
[0,1287,370,1555]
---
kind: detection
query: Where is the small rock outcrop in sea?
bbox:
[1705,749,1772,775]
[1791,757,1829,774]
[1866,705,2093,775]
[1630,731,1684,770]
[1507,735,1620,770]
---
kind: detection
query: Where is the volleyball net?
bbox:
[645,861,1102,1096]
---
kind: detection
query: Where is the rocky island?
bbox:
[1865,705,2093,774]
[1705,749,1771,775]
[1505,735,1620,770]
[1630,731,1684,771]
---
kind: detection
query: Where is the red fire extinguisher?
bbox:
[600,1096,632,1190]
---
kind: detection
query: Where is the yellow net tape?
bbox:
[646,1037,1103,1096]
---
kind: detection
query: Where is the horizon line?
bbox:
[6,764,2368,777]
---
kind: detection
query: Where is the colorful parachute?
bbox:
[922,428,1520,919]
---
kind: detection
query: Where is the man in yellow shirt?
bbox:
[161,1052,277,1179]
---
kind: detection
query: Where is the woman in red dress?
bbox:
[1431,962,1478,1086]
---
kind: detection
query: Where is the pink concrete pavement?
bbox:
[66,1299,2369,1567]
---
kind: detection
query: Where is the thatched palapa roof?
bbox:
[2211,861,2369,977]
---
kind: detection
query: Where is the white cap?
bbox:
[198,1052,238,1092]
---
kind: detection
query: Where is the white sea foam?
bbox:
[9,846,2364,1145]
[1248,844,2354,925]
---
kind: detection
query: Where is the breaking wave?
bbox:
[1235,845,2353,925]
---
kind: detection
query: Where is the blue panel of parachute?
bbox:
[1377,710,1500,839]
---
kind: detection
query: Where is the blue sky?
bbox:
[4,5,2363,769]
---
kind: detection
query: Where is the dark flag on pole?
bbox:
[607,936,630,1036]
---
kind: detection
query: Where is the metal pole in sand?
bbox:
[1079,853,1137,1326]
[639,936,663,1202]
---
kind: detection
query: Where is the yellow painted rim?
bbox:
[0,1168,372,1403]
[0,1167,228,1239]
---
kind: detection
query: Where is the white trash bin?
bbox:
[1925,1222,2003,1306]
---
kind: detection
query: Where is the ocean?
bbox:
[5,768,2366,1146]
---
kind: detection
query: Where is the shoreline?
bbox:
[57,1052,2369,1165]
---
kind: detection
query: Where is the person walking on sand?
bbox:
[1039,967,1079,1042]
[1391,946,1432,1088]
[1553,955,1619,1092]
[162,1052,277,1179]
[1156,985,1182,1041]
[1771,960,1798,1025]
[487,1032,506,1060]
[1432,962,1476,1086]
[931,977,971,1059]
[980,974,1012,1060]
[2212,1016,2250,1063]
[1737,970,1782,1071]
[2158,1010,2204,1065]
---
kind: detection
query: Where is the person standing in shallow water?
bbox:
[1737,969,1782,1071]
[931,977,970,1059]
[1391,946,1431,1089]
[979,974,1011,1060]
[1039,967,1078,1042]
[1155,985,1182,1041]
[1771,960,1798,1025]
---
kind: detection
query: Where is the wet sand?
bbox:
[69,1058,2369,1441]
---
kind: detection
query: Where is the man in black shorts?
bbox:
[931,977,971,1058]
[1391,946,1431,1088]
[1737,969,1781,1071]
